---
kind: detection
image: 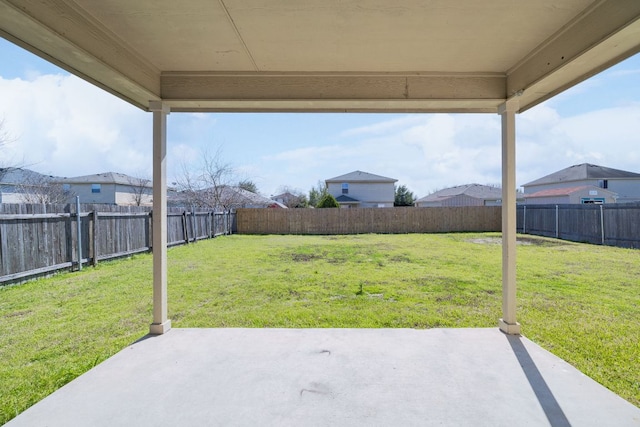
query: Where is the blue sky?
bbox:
[1,37,639,198]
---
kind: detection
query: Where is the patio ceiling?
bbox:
[1,0,640,113]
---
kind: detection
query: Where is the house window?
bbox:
[581,198,604,204]
[342,183,349,194]
[598,179,608,189]
[91,184,101,193]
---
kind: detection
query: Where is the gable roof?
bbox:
[523,185,617,198]
[523,163,640,187]
[415,184,503,203]
[0,168,61,184]
[59,172,152,187]
[168,185,282,208]
[326,170,397,183]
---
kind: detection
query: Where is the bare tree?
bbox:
[173,148,243,210]
[0,117,18,181]
[17,172,73,204]
[128,173,152,206]
[0,117,12,152]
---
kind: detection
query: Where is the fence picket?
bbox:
[235,206,501,235]
[517,203,640,248]
[0,204,234,284]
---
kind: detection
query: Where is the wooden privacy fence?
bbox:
[517,203,640,248]
[236,206,502,235]
[0,204,234,284]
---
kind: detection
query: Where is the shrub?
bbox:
[317,193,339,208]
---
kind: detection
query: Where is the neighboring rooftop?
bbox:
[523,163,640,187]
[168,185,284,209]
[59,172,152,187]
[0,168,61,184]
[326,171,397,183]
[415,184,503,203]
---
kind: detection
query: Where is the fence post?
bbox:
[76,196,82,271]
[148,210,153,250]
[182,211,189,243]
[555,205,559,238]
[92,210,98,266]
[191,206,198,242]
[523,205,526,234]
[600,204,605,245]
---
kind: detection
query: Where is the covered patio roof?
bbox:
[1,0,639,113]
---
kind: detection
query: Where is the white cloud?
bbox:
[608,68,640,78]
[339,115,428,137]
[258,114,504,197]
[0,74,150,178]
[255,102,640,197]
[516,102,640,185]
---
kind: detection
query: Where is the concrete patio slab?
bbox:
[5,328,640,427]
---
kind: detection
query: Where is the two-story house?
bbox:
[325,171,397,208]
[59,172,153,206]
[522,163,640,204]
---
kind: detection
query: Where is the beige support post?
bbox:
[498,99,521,335]
[149,101,171,335]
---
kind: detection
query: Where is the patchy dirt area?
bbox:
[467,236,566,246]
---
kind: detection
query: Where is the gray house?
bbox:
[59,172,153,206]
[523,185,617,205]
[325,171,398,208]
[0,168,65,203]
[325,171,397,208]
[522,163,640,204]
[415,184,516,207]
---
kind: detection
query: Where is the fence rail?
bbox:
[0,204,234,284]
[517,203,640,248]
[236,206,502,235]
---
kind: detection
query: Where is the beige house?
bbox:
[523,185,617,205]
[59,172,153,206]
[326,171,397,208]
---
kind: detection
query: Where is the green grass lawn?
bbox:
[1,233,638,423]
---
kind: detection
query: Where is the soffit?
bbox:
[1,0,639,113]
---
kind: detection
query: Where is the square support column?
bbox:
[149,101,171,335]
[498,99,521,335]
